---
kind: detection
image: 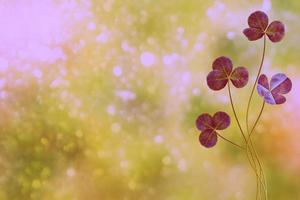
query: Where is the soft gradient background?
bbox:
[0,0,299,199]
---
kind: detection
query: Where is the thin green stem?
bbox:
[227,83,247,143]
[228,82,263,199]
[217,133,244,150]
[247,101,267,200]
[246,35,267,134]
[245,35,267,200]
[248,137,266,199]
[251,141,267,200]
[248,101,265,140]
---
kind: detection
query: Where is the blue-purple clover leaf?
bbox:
[195,112,230,148]
[257,73,292,105]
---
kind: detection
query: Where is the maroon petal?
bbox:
[257,74,275,104]
[196,113,214,131]
[248,11,269,30]
[270,73,292,94]
[230,67,249,88]
[213,111,230,130]
[212,56,233,76]
[266,21,285,42]
[243,28,264,41]
[207,70,228,91]
[271,92,286,104]
[199,129,218,148]
[258,74,269,90]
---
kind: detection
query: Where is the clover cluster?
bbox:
[195,10,292,148]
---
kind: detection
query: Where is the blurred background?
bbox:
[0,0,299,199]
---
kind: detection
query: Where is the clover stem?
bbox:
[245,35,267,200]
[228,82,256,162]
[251,141,267,200]
[228,82,263,199]
[227,83,247,142]
[248,101,265,139]
[246,35,267,134]
[217,133,244,150]
[247,101,267,200]
[243,34,267,199]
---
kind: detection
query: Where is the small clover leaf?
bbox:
[207,56,249,91]
[231,67,249,88]
[196,112,230,148]
[257,73,292,105]
[243,11,285,42]
[199,129,218,148]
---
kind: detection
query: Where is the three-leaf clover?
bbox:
[196,112,230,148]
[243,10,285,42]
[257,73,292,105]
[207,56,249,90]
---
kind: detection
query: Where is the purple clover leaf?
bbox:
[207,56,249,91]
[243,11,285,42]
[195,112,230,148]
[257,73,292,105]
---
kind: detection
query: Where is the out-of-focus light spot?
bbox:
[40,138,49,146]
[96,32,109,43]
[0,1,90,65]
[192,88,200,96]
[262,0,271,12]
[113,66,122,76]
[116,90,136,101]
[163,53,179,66]
[206,1,225,20]
[177,159,187,172]
[0,79,6,88]
[60,67,67,76]
[111,122,121,133]
[50,78,64,88]
[120,160,129,169]
[0,58,8,71]
[50,78,69,89]
[32,69,43,79]
[121,41,135,53]
[121,41,129,51]
[216,94,229,104]
[106,104,116,116]
[177,27,185,35]
[66,167,76,177]
[202,161,212,171]
[176,27,185,40]
[140,51,156,67]
[180,39,188,48]
[154,135,164,144]
[87,22,96,30]
[227,31,235,40]
[103,1,113,12]
[181,72,190,83]
[193,42,203,51]
[15,79,24,87]
[0,91,7,99]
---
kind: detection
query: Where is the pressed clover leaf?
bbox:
[257,73,292,105]
[207,56,249,91]
[243,10,285,42]
[195,112,230,148]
